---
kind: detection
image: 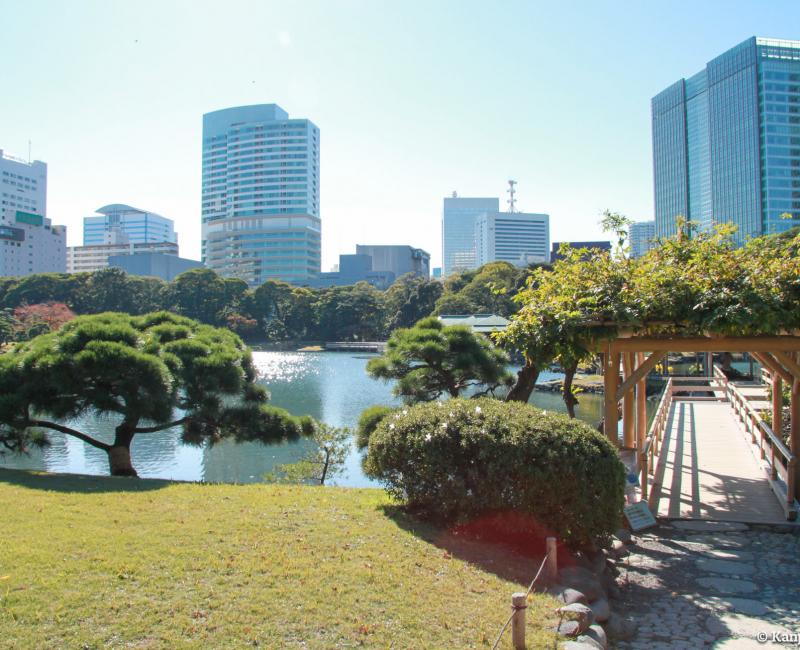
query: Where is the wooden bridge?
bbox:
[599,335,800,525]
[640,372,797,524]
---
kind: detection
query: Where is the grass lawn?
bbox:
[0,469,560,649]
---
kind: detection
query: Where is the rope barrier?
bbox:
[490,544,554,650]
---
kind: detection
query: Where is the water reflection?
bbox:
[1,351,614,487]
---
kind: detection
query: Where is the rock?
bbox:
[559,566,605,601]
[605,612,637,641]
[614,528,632,544]
[563,642,602,650]
[706,613,786,640]
[548,585,588,605]
[694,557,756,576]
[557,603,594,632]
[605,582,622,600]
[587,596,610,623]
[573,636,604,650]
[556,619,584,637]
[609,539,629,559]
[577,624,608,649]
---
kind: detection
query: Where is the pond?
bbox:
[0,351,614,487]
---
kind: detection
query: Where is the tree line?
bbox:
[0,261,535,343]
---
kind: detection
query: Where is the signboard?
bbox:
[624,501,657,531]
[15,210,43,227]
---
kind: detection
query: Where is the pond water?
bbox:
[0,351,614,487]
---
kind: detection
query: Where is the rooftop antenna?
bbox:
[452,190,458,198]
[507,179,517,213]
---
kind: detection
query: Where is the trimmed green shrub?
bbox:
[356,405,396,450]
[363,398,625,548]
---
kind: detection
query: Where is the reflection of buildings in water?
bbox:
[200,437,316,484]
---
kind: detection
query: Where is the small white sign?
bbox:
[624,500,657,531]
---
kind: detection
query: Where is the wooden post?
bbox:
[511,592,527,650]
[792,377,800,502]
[705,352,713,377]
[773,374,783,438]
[545,536,558,583]
[636,352,647,471]
[623,353,635,448]
[603,349,620,444]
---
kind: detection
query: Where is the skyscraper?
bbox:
[442,195,499,276]
[474,211,550,266]
[83,204,176,245]
[201,104,320,285]
[629,220,656,258]
[652,37,800,243]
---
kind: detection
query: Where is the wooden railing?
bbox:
[714,366,797,520]
[640,377,672,503]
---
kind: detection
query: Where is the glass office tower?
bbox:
[652,37,800,243]
[201,104,320,285]
[442,195,499,276]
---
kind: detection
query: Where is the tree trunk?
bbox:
[506,361,539,403]
[563,363,578,418]
[108,424,138,477]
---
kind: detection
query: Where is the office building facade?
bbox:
[442,195,499,276]
[653,37,800,243]
[550,241,612,263]
[109,252,202,281]
[0,208,66,276]
[202,104,320,286]
[83,204,176,246]
[355,245,430,279]
[474,211,550,267]
[67,241,179,274]
[1,149,46,218]
[629,221,656,258]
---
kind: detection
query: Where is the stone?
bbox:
[549,585,588,605]
[702,548,756,562]
[707,613,786,640]
[671,520,749,532]
[562,642,601,650]
[605,612,637,641]
[587,597,610,623]
[695,577,758,594]
[556,619,584,637]
[558,603,594,632]
[614,528,632,544]
[695,558,756,575]
[694,596,769,616]
[559,566,605,601]
[573,635,604,650]
[609,539,629,559]
[713,638,785,649]
[583,624,608,649]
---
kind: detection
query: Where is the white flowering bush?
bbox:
[363,398,625,547]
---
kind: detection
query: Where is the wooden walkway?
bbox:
[650,399,789,524]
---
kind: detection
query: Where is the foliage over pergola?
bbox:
[498,221,800,403]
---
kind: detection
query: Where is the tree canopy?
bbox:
[498,221,800,402]
[0,311,311,476]
[367,316,512,403]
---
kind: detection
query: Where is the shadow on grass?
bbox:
[0,467,174,493]
[380,504,579,587]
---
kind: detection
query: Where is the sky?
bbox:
[1,0,797,270]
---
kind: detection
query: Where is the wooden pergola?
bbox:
[600,334,800,505]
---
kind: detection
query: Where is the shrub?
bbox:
[356,405,396,450]
[363,398,625,548]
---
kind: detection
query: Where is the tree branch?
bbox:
[134,417,190,433]
[27,420,111,451]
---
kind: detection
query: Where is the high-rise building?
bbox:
[1,149,46,218]
[355,245,430,279]
[83,204,176,246]
[201,104,320,286]
[550,241,612,264]
[629,221,656,258]
[652,37,800,243]
[442,195,499,276]
[474,211,550,267]
[0,208,66,276]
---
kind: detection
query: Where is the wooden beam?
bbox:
[753,352,793,384]
[611,336,800,353]
[623,353,635,448]
[603,349,620,444]
[772,350,800,382]
[615,352,665,402]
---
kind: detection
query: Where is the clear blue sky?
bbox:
[1,0,797,269]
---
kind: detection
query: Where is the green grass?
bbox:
[0,469,560,649]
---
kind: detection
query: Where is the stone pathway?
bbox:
[615,520,800,649]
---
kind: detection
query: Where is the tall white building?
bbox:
[475,211,550,267]
[201,104,320,286]
[83,204,176,246]
[442,195,499,276]
[0,150,66,276]
[629,220,656,258]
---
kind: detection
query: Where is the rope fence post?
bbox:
[511,592,527,649]
[545,536,557,583]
